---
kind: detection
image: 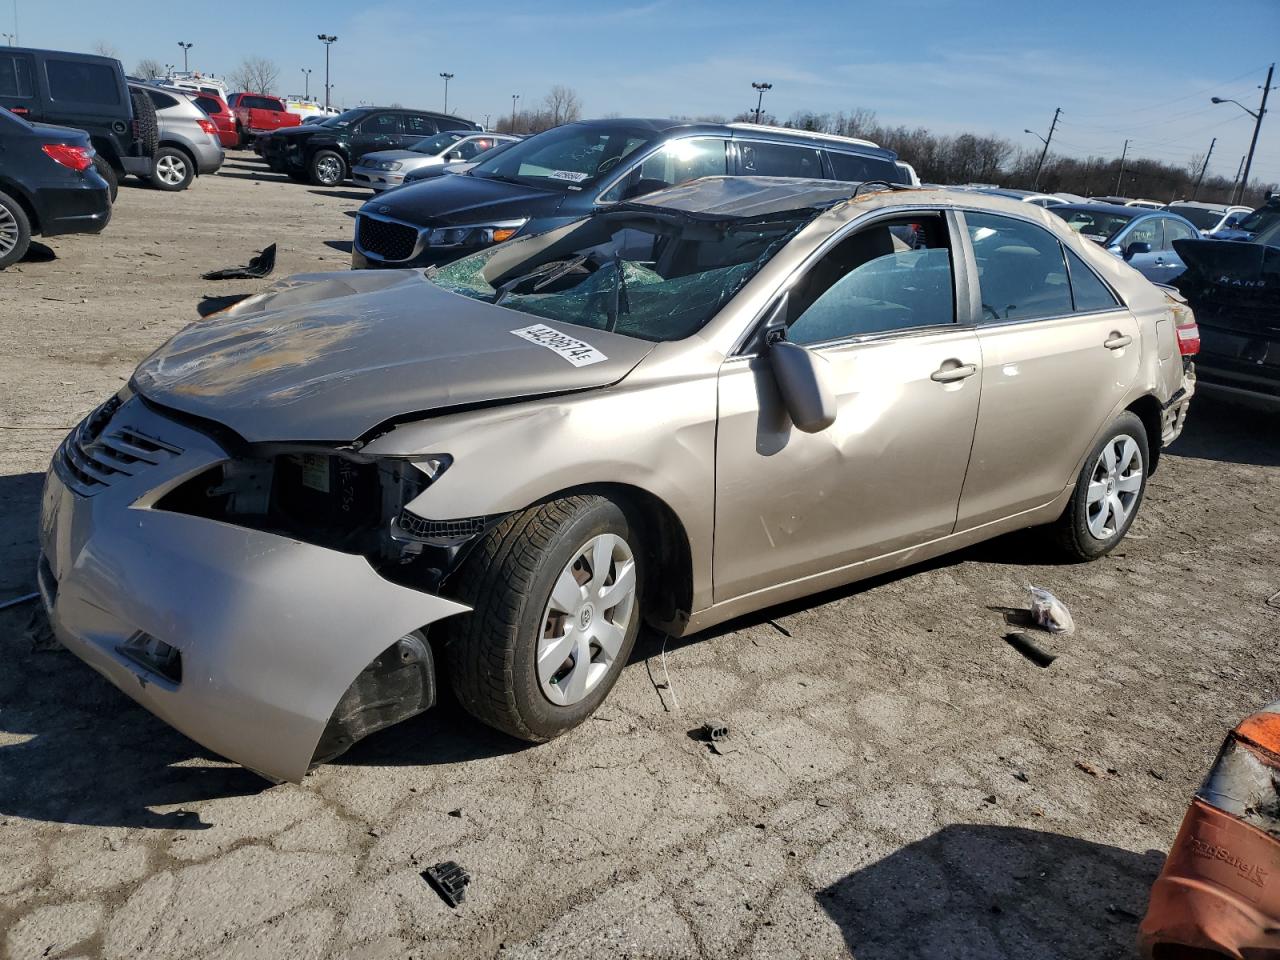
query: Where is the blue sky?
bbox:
[11,0,1280,184]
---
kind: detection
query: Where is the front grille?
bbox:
[54,401,182,497]
[357,215,420,262]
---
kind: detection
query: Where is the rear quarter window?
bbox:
[46,59,120,105]
[827,150,907,184]
[0,55,34,98]
[144,88,181,110]
[738,141,823,178]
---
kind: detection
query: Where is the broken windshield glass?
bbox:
[429,212,809,343]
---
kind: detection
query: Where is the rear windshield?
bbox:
[470,123,654,190]
[1169,206,1222,230]
[429,209,809,342]
[1051,207,1133,243]
[195,96,223,116]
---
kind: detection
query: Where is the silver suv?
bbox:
[131,84,224,191]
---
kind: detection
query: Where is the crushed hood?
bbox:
[131,270,654,443]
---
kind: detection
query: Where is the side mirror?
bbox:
[1124,241,1152,260]
[768,340,837,434]
[444,151,462,161]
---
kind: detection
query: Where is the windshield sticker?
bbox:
[548,170,590,183]
[511,324,607,367]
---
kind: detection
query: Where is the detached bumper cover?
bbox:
[39,397,469,782]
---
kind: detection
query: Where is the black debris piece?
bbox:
[422,861,471,908]
[701,720,729,742]
[202,243,277,281]
[447,809,463,818]
[1004,631,1057,668]
[1013,771,1030,783]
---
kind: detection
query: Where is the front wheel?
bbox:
[0,189,33,269]
[91,155,118,202]
[309,149,347,187]
[1050,411,1149,560]
[445,495,643,741]
[148,147,193,191]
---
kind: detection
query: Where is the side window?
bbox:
[404,114,436,136]
[825,150,901,184]
[1163,218,1198,247]
[787,215,956,345]
[456,137,492,160]
[46,59,120,105]
[145,89,180,110]
[359,113,402,136]
[638,138,728,188]
[965,212,1073,322]
[738,141,823,179]
[1063,246,1120,312]
[0,54,34,98]
[1125,218,1162,248]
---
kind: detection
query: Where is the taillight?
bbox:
[1170,300,1200,357]
[41,143,94,172]
[197,118,218,136]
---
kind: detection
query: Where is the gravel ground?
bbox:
[1,154,1278,960]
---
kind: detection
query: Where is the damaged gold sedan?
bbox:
[40,177,1196,781]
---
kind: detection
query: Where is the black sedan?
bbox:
[0,106,112,269]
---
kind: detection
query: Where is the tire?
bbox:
[148,146,194,191]
[130,89,159,156]
[91,155,118,203]
[1050,411,1149,561]
[235,124,247,149]
[445,495,644,742]
[308,149,347,187]
[0,189,32,270]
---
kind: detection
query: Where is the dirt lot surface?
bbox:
[1,153,1278,960]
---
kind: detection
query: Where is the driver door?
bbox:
[712,211,983,602]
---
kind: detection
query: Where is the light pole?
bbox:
[1025,106,1060,191]
[177,41,192,72]
[301,68,312,99]
[511,94,520,133]
[1212,62,1274,204]
[0,32,12,46]
[751,81,772,123]
[317,34,338,111]
[1115,139,1130,196]
[439,72,454,114]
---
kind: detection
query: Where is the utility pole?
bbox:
[1191,137,1216,201]
[510,94,520,133]
[1026,106,1060,191]
[1115,139,1130,196]
[439,72,454,114]
[317,34,338,110]
[1230,154,1246,202]
[177,41,192,72]
[751,81,772,123]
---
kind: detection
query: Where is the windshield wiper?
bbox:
[604,254,630,333]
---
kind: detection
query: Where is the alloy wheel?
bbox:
[1086,433,1143,540]
[0,204,17,257]
[156,154,187,186]
[316,156,342,185]
[536,533,637,707]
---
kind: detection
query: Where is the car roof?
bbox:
[1166,200,1229,211]
[562,118,898,161]
[1054,202,1146,216]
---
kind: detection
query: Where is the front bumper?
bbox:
[38,397,469,782]
[351,165,404,191]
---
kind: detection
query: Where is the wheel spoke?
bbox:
[594,620,625,661]
[561,636,591,702]
[1109,493,1129,529]
[590,535,614,595]
[537,628,577,685]
[1101,442,1117,475]
[1086,480,1107,505]
[597,558,635,611]
[549,566,583,614]
[1087,503,1109,539]
[1117,437,1139,474]
[1117,472,1143,494]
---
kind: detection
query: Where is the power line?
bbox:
[1065,63,1270,120]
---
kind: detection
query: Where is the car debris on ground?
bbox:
[201,242,277,280]
[422,861,472,908]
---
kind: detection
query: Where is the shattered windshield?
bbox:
[429,209,809,342]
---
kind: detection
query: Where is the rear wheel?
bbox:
[148,147,193,191]
[1050,411,1149,560]
[309,149,346,187]
[0,190,32,269]
[91,155,118,202]
[445,495,643,741]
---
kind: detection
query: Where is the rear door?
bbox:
[733,139,824,179]
[350,111,404,160]
[955,211,1140,529]
[1116,216,1166,282]
[0,51,38,120]
[1161,217,1198,281]
[402,113,437,147]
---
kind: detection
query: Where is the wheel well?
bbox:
[88,136,122,173]
[0,180,38,233]
[307,146,348,168]
[535,482,693,628]
[1127,395,1163,474]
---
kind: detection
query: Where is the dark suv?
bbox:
[259,106,481,186]
[352,118,910,269]
[0,48,154,198]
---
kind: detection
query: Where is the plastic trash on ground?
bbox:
[1028,587,1075,634]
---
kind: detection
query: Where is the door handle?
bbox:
[1104,334,1133,350]
[931,362,977,382]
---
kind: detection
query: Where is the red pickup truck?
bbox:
[228,93,300,145]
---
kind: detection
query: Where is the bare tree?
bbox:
[135,58,165,79]
[92,40,119,59]
[543,85,582,127]
[230,56,280,95]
